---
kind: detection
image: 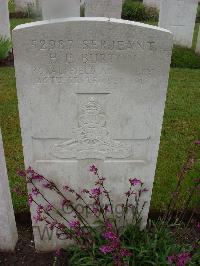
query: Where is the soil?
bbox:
[0,53,14,68]
[0,213,68,266]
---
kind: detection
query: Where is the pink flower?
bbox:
[129,178,142,186]
[68,220,80,229]
[90,187,101,197]
[17,169,26,177]
[55,248,61,257]
[32,187,39,196]
[43,181,55,190]
[103,231,118,241]
[194,140,200,145]
[104,220,113,230]
[28,194,33,205]
[104,205,111,213]
[119,248,132,257]
[168,255,176,264]
[177,252,191,266]
[61,198,71,207]
[27,167,44,182]
[99,244,114,254]
[89,164,98,174]
[45,204,53,212]
[33,204,44,223]
[49,220,58,230]
[168,252,192,266]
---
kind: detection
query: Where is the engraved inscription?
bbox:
[51,97,132,160]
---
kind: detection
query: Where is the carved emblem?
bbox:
[51,97,132,160]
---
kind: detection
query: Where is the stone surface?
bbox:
[41,0,80,20]
[159,0,198,48]
[0,0,11,39]
[0,129,18,251]
[196,26,200,54]
[15,0,36,12]
[13,18,172,251]
[143,0,160,9]
[85,0,122,18]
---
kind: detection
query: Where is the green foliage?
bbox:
[171,46,200,69]
[67,222,200,265]
[0,37,12,61]
[8,0,15,13]
[122,0,158,22]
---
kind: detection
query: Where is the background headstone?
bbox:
[85,0,122,18]
[41,0,80,20]
[13,18,172,251]
[0,0,11,39]
[143,0,160,9]
[15,0,36,11]
[196,26,200,54]
[0,129,18,251]
[159,0,198,48]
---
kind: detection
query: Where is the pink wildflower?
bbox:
[17,169,26,177]
[43,181,55,190]
[27,167,44,182]
[103,231,118,241]
[32,187,39,196]
[99,244,114,254]
[90,187,101,197]
[55,248,61,257]
[28,194,33,205]
[68,220,80,229]
[129,178,142,186]
[194,140,200,145]
[89,164,98,174]
[168,252,192,266]
[45,204,53,212]
[119,248,132,257]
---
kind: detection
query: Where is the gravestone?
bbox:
[41,0,80,20]
[159,0,198,48]
[0,129,18,251]
[15,0,36,11]
[0,0,11,39]
[13,18,173,251]
[85,0,122,18]
[196,26,200,54]
[143,0,160,9]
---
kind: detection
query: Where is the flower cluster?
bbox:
[15,164,147,265]
[100,220,132,265]
[168,252,192,266]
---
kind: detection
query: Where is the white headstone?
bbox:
[196,26,200,54]
[0,0,11,39]
[41,0,80,20]
[13,18,172,251]
[159,0,198,48]
[15,0,36,12]
[85,0,122,18]
[143,0,160,9]
[0,129,18,251]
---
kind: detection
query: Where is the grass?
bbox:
[0,67,200,212]
[10,18,34,30]
[0,68,27,212]
[8,0,15,13]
